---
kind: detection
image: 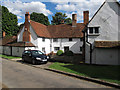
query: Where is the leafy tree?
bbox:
[2,6,19,36]
[51,12,72,25]
[0,5,2,38]
[30,12,50,25]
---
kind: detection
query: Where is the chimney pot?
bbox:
[72,14,77,27]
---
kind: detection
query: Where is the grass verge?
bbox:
[49,62,120,85]
[0,54,21,59]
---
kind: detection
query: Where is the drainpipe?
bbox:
[86,28,93,64]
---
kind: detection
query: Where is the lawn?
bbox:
[49,62,120,84]
[0,54,21,59]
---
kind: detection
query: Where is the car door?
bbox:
[26,51,32,62]
[23,50,29,61]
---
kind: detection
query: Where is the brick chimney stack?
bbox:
[83,11,89,25]
[23,12,31,42]
[3,31,5,37]
[25,12,30,22]
[72,14,77,27]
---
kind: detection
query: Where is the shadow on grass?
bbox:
[62,64,120,84]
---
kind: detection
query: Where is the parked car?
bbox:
[22,50,49,64]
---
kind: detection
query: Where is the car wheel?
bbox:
[22,57,25,62]
[32,59,36,65]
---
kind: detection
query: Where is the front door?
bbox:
[64,46,69,52]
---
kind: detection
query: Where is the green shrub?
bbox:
[65,50,74,56]
[57,50,63,56]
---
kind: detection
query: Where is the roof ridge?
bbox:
[30,20,47,27]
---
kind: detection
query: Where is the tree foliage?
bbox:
[2,6,19,36]
[0,5,2,38]
[30,12,50,25]
[51,12,72,25]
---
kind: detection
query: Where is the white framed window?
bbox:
[42,38,45,42]
[88,27,99,35]
[54,47,60,51]
[42,47,46,53]
[53,38,58,42]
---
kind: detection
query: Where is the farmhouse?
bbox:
[0,11,89,57]
[83,0,120,65]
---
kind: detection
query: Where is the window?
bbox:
[42,47,46,53]
[95,27,99,33]
[42,38,45,42]
[80,38,83,41]
[64,46,69,52]
[88,27,99,35]
[24,50,31,54]
[69,38,72,41]
[53,38,58,42]
[80,47,82,52]
[54,47,60,51]
[89,27,93,34]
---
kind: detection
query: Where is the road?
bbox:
[1,58,111,88]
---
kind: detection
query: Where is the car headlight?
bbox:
[47,56,49,59]
[36,57,42,60]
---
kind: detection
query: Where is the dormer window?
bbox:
[88,27,99,35]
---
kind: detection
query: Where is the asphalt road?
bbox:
[2,58,111,88]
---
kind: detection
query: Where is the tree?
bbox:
[30,12,50,25]
[0,5,2,38]
[51,12,72,25]
[2,6,19,36]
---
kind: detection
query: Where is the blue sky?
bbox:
[1,0,120,25]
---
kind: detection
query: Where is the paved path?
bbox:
[2,58,112,88]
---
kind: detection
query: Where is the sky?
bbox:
[1,0,120,25]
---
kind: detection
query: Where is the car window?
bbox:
[24,51,31,54]
[32,51,44,56]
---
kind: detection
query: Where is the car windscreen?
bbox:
[32,51,44,56]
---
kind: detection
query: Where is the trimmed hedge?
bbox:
[57,50,63,56]
[65,50,74,56]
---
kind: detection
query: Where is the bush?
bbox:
[57,50,64,56]
[65,50,74,56]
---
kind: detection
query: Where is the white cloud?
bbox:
[18,22,24,26]
[3,0,53,17]
[17,16,22,19]
[54,0,105,22]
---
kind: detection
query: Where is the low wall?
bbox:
[3,46,11,55]
[12,47,25,57]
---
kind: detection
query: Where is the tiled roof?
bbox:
[7,42,35,47]
[0,36,17,46]
[30,20,51,38]
[95,41,120,48]
[30,20,85,38]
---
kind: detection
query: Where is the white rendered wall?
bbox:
[17,26,24,42]
[52,38,83,54]
[88,1,119,44]
[85,1,120,65]
[30,26,38,46]
[37,38,51,54]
